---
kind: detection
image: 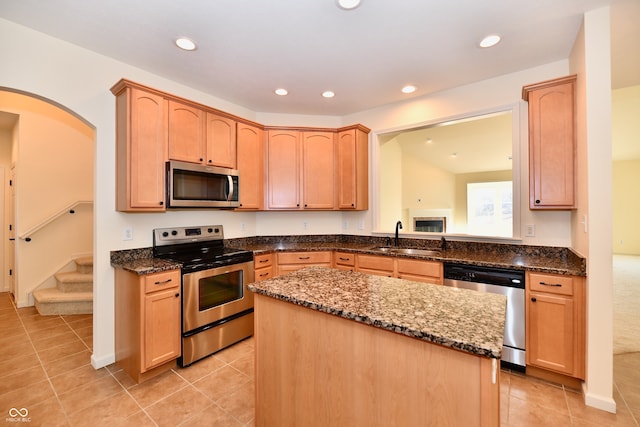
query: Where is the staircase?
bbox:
[33,256,93,315]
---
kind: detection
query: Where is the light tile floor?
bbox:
[1,292,638,426]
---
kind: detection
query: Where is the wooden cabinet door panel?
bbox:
[143,287,181,370]
[267,130,300,209]
[206,113,236,168]
[126,88,167,210]
[527,292,574,375]
[524,76,576,209]
[302,131,335,209]
[336,128,368,210]
[236,123,264,210]
[168,100,204,164]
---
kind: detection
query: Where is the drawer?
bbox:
[334,252,355,267]
[254,253,274,268]
[529,272,574,296]
[255,266,274,282]
[397,259,442,278]
[278,251,332,265]
[357,254,394,272]
[144,270,180,294]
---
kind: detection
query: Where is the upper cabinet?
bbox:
[266,130,301,209]
[337,126,369,210]
[111,79,369,212]
[112,83,167,212]
[523,75,577,210]
[302,131,335,209]
[167,100,205,164]
[236,123,264,210]
[206,113,237,169]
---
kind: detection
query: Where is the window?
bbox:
[466,181,512,237]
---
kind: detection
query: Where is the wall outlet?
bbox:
[525,224,535,237]
[123,226,133,241]
[343,220,349,230]
[358,220,365,230]
[240,222,246,231]
[303,221,308,230]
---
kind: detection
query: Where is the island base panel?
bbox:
[254,294,500,426]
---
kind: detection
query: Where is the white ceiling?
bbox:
[1,0,637,117]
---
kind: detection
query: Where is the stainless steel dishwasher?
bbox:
[443,263,526,371]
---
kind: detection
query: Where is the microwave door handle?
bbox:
[227,175,234,201]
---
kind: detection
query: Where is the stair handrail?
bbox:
[19,200,93,241]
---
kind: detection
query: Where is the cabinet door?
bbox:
[206,113,237,168]
[121,88,167,211]
[525,76,576,209]
[143,287,181,371]
[336,128,369,210]
[527,292,575,375]
[357,254,394,277]
[397,259,443,285]
[168,100,205,164]
[302,131,335,209]
[236,123,264,210]
[267,130,300,209]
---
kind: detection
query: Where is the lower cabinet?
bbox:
[526,272,585,379]
[333,251,355,271]
[277,251,332,275]
[357,254,395,277]
[254,253,275,282]
[115,268,181,383]
[397,258,443,285]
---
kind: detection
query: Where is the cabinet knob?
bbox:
[175,293,180,298]
[351,203,355,207]
[199,158,203,162]
[531,297,537,302]
[159,201,164,206]
[535,199,541,204]
[208,159,212,163]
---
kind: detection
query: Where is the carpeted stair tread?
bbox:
[33,287,93,302]
[55,271,92,283]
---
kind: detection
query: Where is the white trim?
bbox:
[91,352,115,370]
[583,383,617,413]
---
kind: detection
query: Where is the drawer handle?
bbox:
[259,272,270,277]
[154,278,173,285]
[258,259,269,263]
[298,256,310,260]
[339,257,351,261]
[539,281,562,287]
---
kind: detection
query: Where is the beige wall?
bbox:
[612,159,640,254]
[612,85,640,254]
[0,91,94,306]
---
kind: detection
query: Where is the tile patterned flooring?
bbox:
[1,291,638,426]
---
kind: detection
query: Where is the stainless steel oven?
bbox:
[153,225,254,367]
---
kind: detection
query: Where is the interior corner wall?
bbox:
[570,6,616,413]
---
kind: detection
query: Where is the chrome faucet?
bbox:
[395,221,403,247]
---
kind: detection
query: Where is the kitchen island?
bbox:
[249,266,507,427]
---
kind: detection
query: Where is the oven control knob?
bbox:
[162,231,169,237]
[214,227,220,233]
[171,230,178,236]
[208,228,213,233]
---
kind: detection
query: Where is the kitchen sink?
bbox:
[372,247,442,256]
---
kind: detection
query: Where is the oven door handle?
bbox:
[227,175,235,202]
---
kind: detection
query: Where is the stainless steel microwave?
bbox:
[166,160,240,208]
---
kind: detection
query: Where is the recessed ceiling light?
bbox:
[175,37,197,51]
[479,34,501,48]
[401,85,417,94]
[275,88,288,96]
[336,0,361,10]
[322,91,335,98]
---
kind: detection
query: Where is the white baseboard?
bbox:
[582,383,617,413]
[91,352,115,370]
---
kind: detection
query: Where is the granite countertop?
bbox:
[249,266,507,359]
[111,234,586,276]
[232,240,585,276]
